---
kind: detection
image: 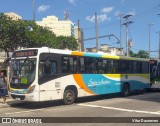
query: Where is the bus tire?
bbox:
[121,84,130,97]
[63,89,76,105]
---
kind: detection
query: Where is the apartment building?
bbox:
[4,12,22,20]
[36,16,74,37]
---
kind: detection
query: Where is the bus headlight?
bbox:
[27,85,36,94]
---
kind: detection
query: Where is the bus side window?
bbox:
[73,58,78,73]
[61,56,69,73]
[103,59,108,73]
[39,60,44,77]
[79,57,85,73]
[44,60,51,74]
[50,61,57,74]
[96,59,104,73]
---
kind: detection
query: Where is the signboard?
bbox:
[13,50,38,57]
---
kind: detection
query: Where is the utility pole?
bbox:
[158,31,160,60]
[148,23,153,59]
[32,0,35,21]
[157,14,160,59]
[78,20,81,51]
[123,14,133,57]
[116,13,123,55]
[95,13,98,52]
[116,13,123,49]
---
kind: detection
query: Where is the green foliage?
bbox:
[55,36,78,50]
[0,13,78,57]
[130,50,149,58]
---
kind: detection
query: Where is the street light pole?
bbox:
[95,12,98,52]
[148,23,153,59]
[32,0,35,21]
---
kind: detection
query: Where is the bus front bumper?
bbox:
[8,91,39,102]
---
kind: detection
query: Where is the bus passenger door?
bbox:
[38,53,61,101]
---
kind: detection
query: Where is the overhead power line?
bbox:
[83,34,120,43]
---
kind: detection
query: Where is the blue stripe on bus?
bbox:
[84,53,102,57]
[81,74,149,95]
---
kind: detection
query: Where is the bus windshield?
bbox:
[10,58,36,89]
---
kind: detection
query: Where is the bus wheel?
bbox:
[121,84,130,97]
[63,89,75,105]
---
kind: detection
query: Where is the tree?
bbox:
[55,36,78,50]
[0,13,13,57]
[129,50,149,58]
[137,50,149,58]
[0,13,78,57]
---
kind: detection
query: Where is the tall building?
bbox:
[36,16,74,37]
[74,26,84,52]
[4,12,22,20]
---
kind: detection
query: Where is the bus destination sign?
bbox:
[13,50,38,57]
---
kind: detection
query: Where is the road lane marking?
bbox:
[5,109,43,115]
[77,103,160,115]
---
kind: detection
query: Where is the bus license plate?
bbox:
[15,98,21,100]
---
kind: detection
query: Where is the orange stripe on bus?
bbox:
[73,74,95,95]
[71,52,84,56]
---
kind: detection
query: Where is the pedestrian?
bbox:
[0,71,8,104]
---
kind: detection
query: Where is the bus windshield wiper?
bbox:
[19,57,29,71]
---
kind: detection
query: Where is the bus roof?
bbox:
[14,47,149,62]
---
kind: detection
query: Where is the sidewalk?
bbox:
[151,81,160,88]
[0,97,15,108]
[0,97,21,109]
[149,82,160,91]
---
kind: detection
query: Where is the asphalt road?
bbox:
[0,90,160,126]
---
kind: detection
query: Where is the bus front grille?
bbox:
[11,94,25,100]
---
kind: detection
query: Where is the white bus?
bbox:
[8,47,150,104]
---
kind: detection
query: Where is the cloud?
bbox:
[37,5,50,13]
[121,0,125,3]
[86,14,110,23]
[86,15,95,22]
[68,0,76,5]
[127,10,136,16]
[101,7,114,13]
[86,6,113,23]
[114,11,121,16]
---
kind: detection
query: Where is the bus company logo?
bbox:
[88,79,110,87]
[2,118,11,123]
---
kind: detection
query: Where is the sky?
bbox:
[0,0,160,58]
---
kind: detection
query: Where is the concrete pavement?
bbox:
[151,81,160,88]
[0,97,15,108]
